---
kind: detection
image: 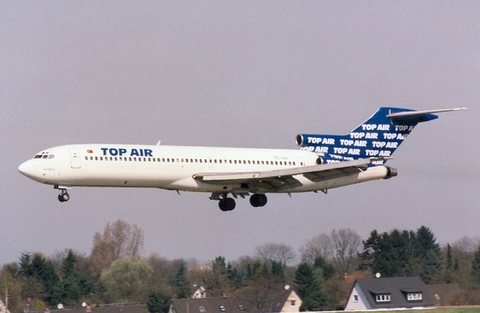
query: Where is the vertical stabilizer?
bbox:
[296,107,465,164]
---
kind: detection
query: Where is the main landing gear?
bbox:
[55,185,71,202]
[217,194,268,211]
[249,194,267,207]
[218,196,236,212]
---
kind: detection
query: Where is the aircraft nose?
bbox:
[18,160,36,179]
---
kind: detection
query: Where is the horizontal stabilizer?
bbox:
[387,107,467,120]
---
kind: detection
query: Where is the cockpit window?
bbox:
[33,153,54,159]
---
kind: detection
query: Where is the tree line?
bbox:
[2,220,480,312]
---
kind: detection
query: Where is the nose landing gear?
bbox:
[55,185,71,203]
[58,191,70,202]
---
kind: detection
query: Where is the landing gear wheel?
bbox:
[58,192,70,202]
[250,194,267,207]
[219,197,236,211]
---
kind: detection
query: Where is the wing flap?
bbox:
[193,158,375,186]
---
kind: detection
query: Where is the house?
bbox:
[169,289,302,313]
[277,289,302,313]
[192,286,208,298]
[344,276,435,311]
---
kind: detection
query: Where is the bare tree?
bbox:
[300,229,362,274]
[330,229,362,274]
[89,219,145,277]
[299,233,333,265]
[255,243,296,266]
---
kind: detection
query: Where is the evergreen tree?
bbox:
[359,226,443,280]
[293,263,334,311]
[358,230,381,271]
[293,263,313,300]
[62,250,77,278]
[444,244,454,283]
[471,245,480,287]
[313,257,334,281]
[174,263,189,298]
[21,253,63,306]
[270,261,284,278]
[147,291,171,313]
[19,252,34,277]
[422,249,443,284]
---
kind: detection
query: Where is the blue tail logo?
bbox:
[296,107,465,164]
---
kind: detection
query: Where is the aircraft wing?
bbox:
[193,158,378,193]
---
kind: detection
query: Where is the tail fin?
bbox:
[296,107,466,164]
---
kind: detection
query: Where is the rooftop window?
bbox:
[375,294,391,302]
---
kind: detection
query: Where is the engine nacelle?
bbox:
[383,166,398,179]
[296,134,305,146]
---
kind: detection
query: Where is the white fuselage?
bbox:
[18,144,391,195]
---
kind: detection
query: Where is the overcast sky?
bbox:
[1,1,479,266]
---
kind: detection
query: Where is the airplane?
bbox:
[18,107,465,211]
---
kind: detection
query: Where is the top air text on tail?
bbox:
[18,107,466,211]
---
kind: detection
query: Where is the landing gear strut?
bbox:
[218,195,236,212]
[250,194,267,207]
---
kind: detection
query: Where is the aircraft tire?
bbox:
[58,192,70,202]
[249,195,259,207]
[257,194,267,207]
[250,194,267,207]
[219,198,235,211]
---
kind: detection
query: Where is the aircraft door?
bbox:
[69,149,81,169]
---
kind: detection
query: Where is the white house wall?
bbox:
[280,290,302,313]
[345,283,371,311]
